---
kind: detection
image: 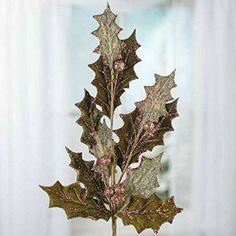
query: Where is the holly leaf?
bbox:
[92,3,122,68]
[76,90,113,158]
[90,13,141,117]
[65,147,105,200]
[115,98,178,169]
[136,71,176,123]
[76,89,103,151]
[117,194,182,234]
[124,153,163,199]
[40,181,111,221]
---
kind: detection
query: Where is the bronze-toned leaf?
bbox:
[40,181,111,221]
[65,147,105,199]
[124,153,163,199]
[89,29,141,117]
[115,98,178,169]
[75,89,103,150]
[76,90,113,156]
[117,194,182,234]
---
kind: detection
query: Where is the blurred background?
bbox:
[0,0,236,235]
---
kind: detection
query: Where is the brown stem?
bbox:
[112,216,117,236]
[110,69,116,186]
[118,128,143,183]
[110,68,117,236]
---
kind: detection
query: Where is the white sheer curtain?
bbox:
[0,1,72,236]
[168,1,236,235]
[192,0,236,235]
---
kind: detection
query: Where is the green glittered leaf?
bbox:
[115,98,178,169]
[117,194,182,234]
[40,181,110,221]
[124,153,163,199]
[91,119,113,158]
[92,3,122,68]
[136,71,176,123]
[65,147,105,200]
[90,12,141,117]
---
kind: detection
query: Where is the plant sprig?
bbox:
[40,3,182,236]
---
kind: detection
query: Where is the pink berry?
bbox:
[104,188,114,197]
[114,60,125,71]
[114,184,125,194]
[112,195,124,205]
[143,121,155,133]
[97,156,111,166]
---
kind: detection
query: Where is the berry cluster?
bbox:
[104,183,125,208]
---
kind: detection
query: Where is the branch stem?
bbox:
[118,128,142,183]
[112,216,117,236]
[110,69,116,186]
[110,68,117,236]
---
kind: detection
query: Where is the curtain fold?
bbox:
[192,0,236,235]
[0,1,72,236]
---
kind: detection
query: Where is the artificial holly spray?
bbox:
[40,4,182,236]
